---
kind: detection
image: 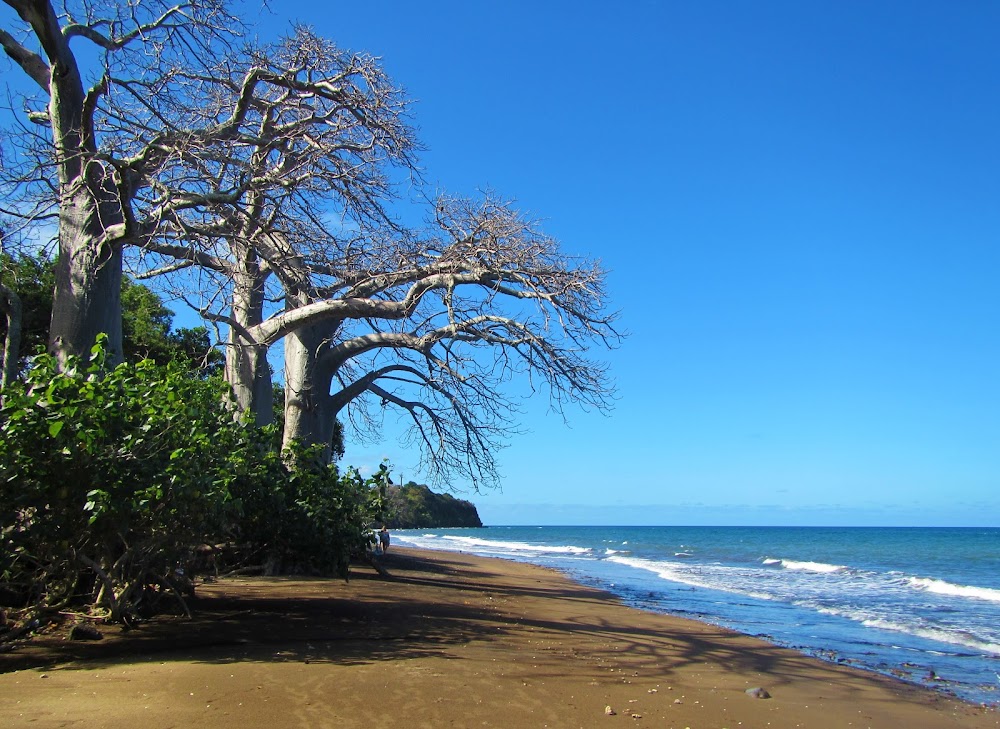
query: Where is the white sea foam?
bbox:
[606,555,774,601]
[907,577,1000,604]
[807,603,1000,656]
[770,558,847,573]
[606,555,710,589]
[400,533,592,556]
[861,618,1000,656]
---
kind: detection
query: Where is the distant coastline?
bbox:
[383,483,483,528]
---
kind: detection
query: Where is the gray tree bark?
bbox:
[282,319,337,459]
[223,265,273,425]
[4,0,125,365]
[49,183,125,365]
[0,281,22,391]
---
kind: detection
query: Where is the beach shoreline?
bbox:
[1,546,997,728]
[395,524,1000,704]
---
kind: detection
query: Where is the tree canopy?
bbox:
[1,0,622,489]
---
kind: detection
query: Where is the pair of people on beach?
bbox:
[378,526,390,554]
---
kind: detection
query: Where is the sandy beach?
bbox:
[1,547,997,728]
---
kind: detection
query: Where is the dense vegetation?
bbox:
[384,483,483,529]
[0,261,387,627]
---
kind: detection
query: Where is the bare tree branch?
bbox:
[278,190,621,489]
[0,26,50,89]
[61,3,191,50]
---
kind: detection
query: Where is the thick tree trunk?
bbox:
[35,0,125,368]
[282,321,336,460]
[0,282,22,391]
[224,271,272,425]
[224,340,273,425]
[48,186,124,366]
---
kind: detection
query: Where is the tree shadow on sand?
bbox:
[0,552,518,672]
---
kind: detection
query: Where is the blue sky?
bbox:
[260,0,1000,526]
[7,1,997,525]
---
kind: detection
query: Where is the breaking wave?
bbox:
[766,558,847,573]
[907,577,1000,604]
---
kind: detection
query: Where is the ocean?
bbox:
[392,525,1000,706]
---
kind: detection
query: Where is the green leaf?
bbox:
[48,420,65,438]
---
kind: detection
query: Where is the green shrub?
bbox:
[248,456,388,576]
[0,338,386,623]
[0,339,241,619]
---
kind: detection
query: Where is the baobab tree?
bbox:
[2,0,418,407]
[276,192,621,487]
[121,61,619,485]
[3,4,622,487]
[124,27,419,423]
[0,0,244,366]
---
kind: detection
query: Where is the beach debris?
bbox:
[69,624,103,641]
[745,687,772,699]
[673,698,682,704]
[605,705,616,715]
[630,713,642,719]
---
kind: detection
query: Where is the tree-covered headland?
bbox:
[384,483,483,529]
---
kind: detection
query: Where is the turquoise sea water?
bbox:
[393,525,1000,706]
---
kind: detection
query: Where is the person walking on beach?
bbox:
[379,526,390,554]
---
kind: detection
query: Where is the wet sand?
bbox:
[1,547,997,728]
